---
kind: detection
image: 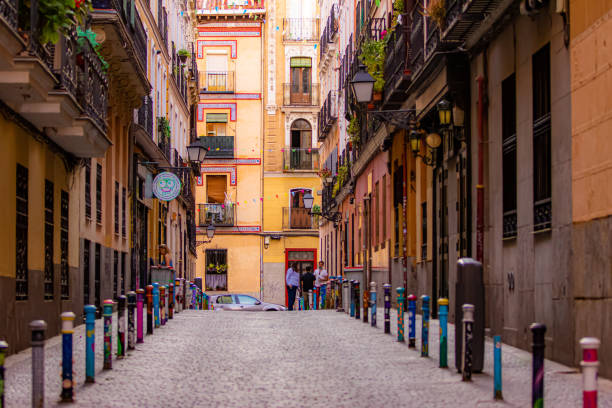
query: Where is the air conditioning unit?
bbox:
[520,0,548,15]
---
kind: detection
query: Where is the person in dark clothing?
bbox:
[300,266,316,310]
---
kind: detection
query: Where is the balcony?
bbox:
[197,136,234,158]
[136,95,154,138]
[199,71,235,93]
[382,15,411,109]
[282,148,319,172]
[319,4,338,71]
[282,83,319,106]
[443,0,505,43]
[92,0,150,101]
[196,0,265,16]
[198,203,235,226]
[282,207,316,230]
[282,18,319,42]
[317,91,338,141]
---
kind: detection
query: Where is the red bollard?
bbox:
[580,337,600,408]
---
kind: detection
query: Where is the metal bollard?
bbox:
[117,295,126,358]
[354,281,360,320]
[60,312,76,402]
[174,278,181,313]
[146,285,154,335]
[349,281,355,317]
[161,286,167,325]
[462,304,475,381]
[438,298,449,368]
[342,279,349,313]
[363,286,369,324]
[421,295,430,357]
[530,323,546,407]
[370,282,377,327]
[580,337,600,408]
[494,335,503,400]
[397,287,405,342]
[0,340,7,407]
[30,320,47,408]
[103,299,113,369]
[136,289,144,342]
[153,283,160,328]
[383,284,391,334]
[127,291,136,350]
[168,283,174,319]
[84,305,96,382]
[407,294,417,348]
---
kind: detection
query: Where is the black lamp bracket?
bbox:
[366,109,417,131]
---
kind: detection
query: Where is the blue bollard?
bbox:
[407,294,417,348]
[438,298,449,368]
[370,282,377,327]
[349,281,355,317]
[84,305,96,382]
[494,335,503,400]
[421,295,430,357]
[60,312,76,402]
[153,283,160,328]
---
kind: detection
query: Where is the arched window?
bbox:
[289,188,312,229]
[289,119,313,170]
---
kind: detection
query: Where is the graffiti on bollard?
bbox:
[168,283,174,319]
[117,295,126,358]
[127,291,136,350]
[136,289,145,343]
[146,285,154,335]
[354,281,361,320]
[103,299,114,369]
[60,312,76,402]
[30,320,47,408]
[349,281,355,317]
[421,295,430,357]
[580,337,600,408]
[462,304,475,381]
[494,335,503,400]
[362,287,369,324]
[0,340,7,407]
[407,294,417,348]
[160,286,166,325]
[438,298,449,368]
[530,323,546,407]
[397,287,405,342]
[153,283,160,328]
[370,282,377,327]
[383,284,391,334]
[84,305,96,382]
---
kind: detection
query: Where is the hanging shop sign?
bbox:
[152,172,182,201]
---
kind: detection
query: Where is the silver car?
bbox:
[209,294,287,311]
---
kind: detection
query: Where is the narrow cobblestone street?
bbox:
[5,309,612,407]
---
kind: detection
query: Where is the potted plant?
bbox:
[178,48,190,63]
[25,0,92,45]
[157,117,171,141]
[359,39,386,96]
[318,168,332,183]
[311,204,321,215]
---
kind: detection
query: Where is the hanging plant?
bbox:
[318,168,332,179]
[332,181,340,198]
[311,204,321,215]
[76,27,109,72]
[178,48,190,63]
[157,117,171,140]
[20,0,92,45]
[359,39,386,93]
[347,116,360,136]
[426,0,446,30]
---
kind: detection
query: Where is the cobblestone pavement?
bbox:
[5,308,612,407]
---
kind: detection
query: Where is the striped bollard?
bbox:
[103,299,113,369]
[370,282,377,327]
[160,286,166,325]
[153,283,160,328]
[383,284,391,334]
[580,337,600,408]
[421,295,430,357]
[127,291,136,350]
[462,304,475,381]
[363,286,369,324]
[354,281,360,320]
[530,323,546,407]
[84,305,96,382]
[30,320,47,408]
[60,312,76,402]
[146,285,154,335]
[117,295,126,358]
[0,340,7,407]
[349,281,355,317]
[168,283,174,319]
[494,335,503,400]
[407,294,417,348]
[397,287,405,342]
[438,298,449,368]
[136,289,144,342]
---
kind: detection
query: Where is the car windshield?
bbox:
[237,295,258,305]
[216,295,234,304]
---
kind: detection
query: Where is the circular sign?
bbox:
[152,172,182,201]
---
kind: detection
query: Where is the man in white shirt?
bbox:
[314,261,328,309]
[285,263,300,311]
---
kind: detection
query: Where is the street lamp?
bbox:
[187,143,207,164]
[196,224,216,246]
[350,64,375,104]
[303,192,314,210]
[303,192,341,224]
[437,99,452,126]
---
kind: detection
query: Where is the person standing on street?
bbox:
[300,266,316,310]
[286,263,299,311]
[314,261,329,309]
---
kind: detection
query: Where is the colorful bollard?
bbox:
[160,286,166,325]
[60,312,76,402]
[370,282,377,327]
[103,299,114,369]
[84,305,96,382]
[421,295,430,357]
[530,323,546,407]
[136,289,145,342]
[438,298,449,368]
[494,335,503,400]
[174,278,181,313]
[397,287,405,342]
[153,283,160,328]
[181,278,187,310]
[0,340,7,407]
[308,289,313,311]
[30,320,47,408]
[407,294,417,348]
[127,291,136,350]
[313,290,318,311]
[363,286,369,324]
[462,304,475,381]
[354,281,360,320]
[349,281,355,317]
[383,284,391,334]
[146,285,154,335]
[580,337,600,408]
[117,295,126,358]
[168,283,174,319]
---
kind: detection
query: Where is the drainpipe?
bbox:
[476,76,485,262]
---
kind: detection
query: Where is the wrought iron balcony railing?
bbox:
[282,207,317,230]
[317,90,338,141]
[282,83,319,106]
[198,203,235,226]
[282,18,319,41]
[199,71,235,93]
[136,95,154,137]
[75,33,109,132]
[198,136,234,158]
[282,148,319,172]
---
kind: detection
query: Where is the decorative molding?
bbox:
[197,225,262,233]
[284,112,318,147]
[199,93,261,100]
[266,0,276,111]
[197,40,237,58]
[200,166,237,185]
[198,26,262,37]
[197,103,237,121]
[202,158,261,165]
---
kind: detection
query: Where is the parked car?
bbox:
[209,294,286,311]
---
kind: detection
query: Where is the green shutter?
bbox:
[206,113,228,123]
[290,57,312,68]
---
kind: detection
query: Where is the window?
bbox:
[113,250,119,299]
[288,119,313,170]
[96,164,102,224]
[502,73,518,238]
[16,164,28,300]
[84,240,90,305]
[205,54,229,92]
[237,295,259,305]
[85,159,91,219]
[205,249,227,291]
[216,295,233,304]
[532,43,551,231]
[290,57,312,104]
[289,188,312,229]
[205,113,227,136]
[114,181,119,234]
[95,243,101,310]
[206,175,227,203]
[60,190,69,299]
[44,180,54,300]
[122,187,127,237]
[421,201,427,261]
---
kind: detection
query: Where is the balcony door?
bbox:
[290,119,312,170]
[290,57,312,104]
[204,175,233,226]
[290,188,312,229]
[206,54,228,92]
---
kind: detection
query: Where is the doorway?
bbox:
[290,119,313,170]
[285,249,317,306]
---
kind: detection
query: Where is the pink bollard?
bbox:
[580,337,600,408]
